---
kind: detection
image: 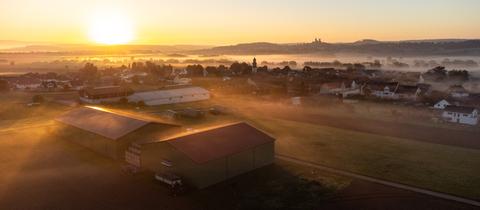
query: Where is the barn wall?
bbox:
[118,123,181,159]
[226,149,254,178]
[56,123,117,159]
[253,142,275,168]
[141,141,275,189]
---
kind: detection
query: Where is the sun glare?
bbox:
[88,11,134,45]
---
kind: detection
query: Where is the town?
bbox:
[1,54,480,209]
[1,58,479,126]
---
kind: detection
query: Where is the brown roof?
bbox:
[157,123,275,164]
[366,81,399,91]
[56,107,175,140]
[396,85,419,94]
[444,106,477,114]
[83,86,133,97]
[322,82,343,89]
[448,85,468,93]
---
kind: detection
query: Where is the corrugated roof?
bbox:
[128,87,209,101]
[159,123,275,164]
[56,107,170,140]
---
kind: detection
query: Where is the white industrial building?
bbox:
[128,87,210,106]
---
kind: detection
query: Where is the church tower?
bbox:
[252,57,258,74]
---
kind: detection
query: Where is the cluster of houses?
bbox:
[1,59,478,126]
[1,73,85,91]
[250,64,478,126]
[433,99,478,126]
[319,80,427,100]
[313,79,478,126]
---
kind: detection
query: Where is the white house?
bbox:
[173,75,192,85]
[364,82,399,99]
[448,85,470,98]
[433,99,451,109]
[320,81,361,98]
[14,77,42,90]
[396,85,421,101]
[442,106,478,125]
[320,82,345,95]
[128,86,210,106]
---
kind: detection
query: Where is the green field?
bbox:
[247,117,480,199]
[105,94,480,200]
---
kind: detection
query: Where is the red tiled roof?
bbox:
[163,123,275,164]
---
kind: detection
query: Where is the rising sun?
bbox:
[88,11,134,45]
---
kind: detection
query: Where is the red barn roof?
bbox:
[152,123,275,164]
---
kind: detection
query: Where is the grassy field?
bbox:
[247,117,480,199]
[0,92,71,128]
[102,94,480,199]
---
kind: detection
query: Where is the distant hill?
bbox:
[2,39,480,56]
[193,39,480,56]
[0,43,212,54]
[0,40,49,50]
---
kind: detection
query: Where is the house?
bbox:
[396,85,421,100]
[320,81,360,98]
[291,97,302,106]
[363,81,399,99]
[56,107,180,159]
[79,86,134,104]
[320,82,345,95]
[126,122,275,189]
[417,83,432,96]
[127,87,210,106]
[442,106,478,125]
[13,77,42,90]
[173,75,192,85]
[448,85,469,98]
[433,99,451,109]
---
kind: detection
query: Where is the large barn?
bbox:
[56,107,276,188]
[78,86,210,106]
[126,122,275,189]
[127,86,210,106]
[56,107,181,159]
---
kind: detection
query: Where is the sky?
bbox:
[0,0,479,45]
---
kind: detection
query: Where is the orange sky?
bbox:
[1,0,479,45]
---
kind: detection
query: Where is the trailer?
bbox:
[155,172,184,196]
